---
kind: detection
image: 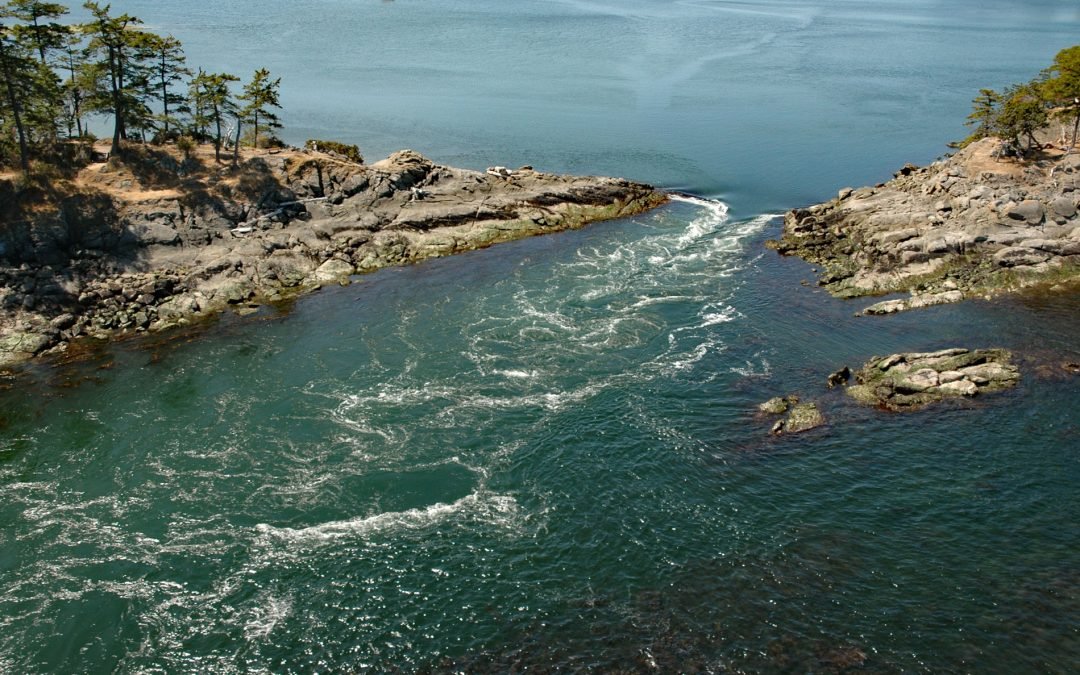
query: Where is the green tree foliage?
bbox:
[239,67,281,148]
[3,0,69,148]
[192,70,238,162]
[1043,45,1080,149]
[0,1,289,173]
[145,33,188,139]
[996,82,1048,153]
[962,88,1000,145]
[6,0,67,64]
[187,67,211,141]
[0,17,35,172]
[81,1,157,155]
[955,45,1080,157]
[58,30,91,136]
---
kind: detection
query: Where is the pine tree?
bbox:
[59,31,93,137]
[187,67,210,141]
[193,71,238,162]
[6,0,68,65]
[145,33,188,140]
[0,17,34,172]
[996,82,1048,153]
[965,89,1000,140]
[1043,45,1080,150]
[82,1,144,155]
[238,67,281,149]
[4,0,68,146]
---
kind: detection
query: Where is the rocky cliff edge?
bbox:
[769,137,1080,314]
[0,145,666,367]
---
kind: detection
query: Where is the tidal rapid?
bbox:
[3,1,1079,671]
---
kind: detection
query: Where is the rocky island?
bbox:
[768,137,1080,314]
[768,45,1080,314]
[0,144,666,368]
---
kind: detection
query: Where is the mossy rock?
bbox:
[785,403,825,433]
[758,396,790,415]
[847,348,1019,411]
[769,401,825,435]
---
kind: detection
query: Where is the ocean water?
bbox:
[3,1,1080,672]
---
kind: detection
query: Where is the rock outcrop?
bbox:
[758,395,826,435]
[844,348,1020,410]
[0,147,667,368]
[768,138,1080,311]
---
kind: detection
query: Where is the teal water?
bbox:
[4,2,1080,672]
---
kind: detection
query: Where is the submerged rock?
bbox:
[845,347,1019,411]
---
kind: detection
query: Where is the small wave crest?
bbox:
[255,492,520,545]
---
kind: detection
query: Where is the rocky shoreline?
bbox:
[0,147,667,368]
[768,137,1080,313]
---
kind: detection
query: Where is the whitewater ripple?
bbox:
[254,492,521,545]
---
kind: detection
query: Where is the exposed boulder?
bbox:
[1005,200,1045,225]
[314,258,355,282]
[759,394,825,435]
[826,366,851,388]
[845,348,1019,411]
[0,331,52,366]
[1050,196,1077,219]
[758,396,792,415]
[772,402,825,435]
[992,247,1051,267]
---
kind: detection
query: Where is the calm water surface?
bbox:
[3,1,1079,672]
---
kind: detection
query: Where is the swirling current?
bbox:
[1,197,1077,672]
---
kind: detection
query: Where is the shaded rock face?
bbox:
[768,137,1080,310]
[844,348,1019,411]
[0,149,667,369]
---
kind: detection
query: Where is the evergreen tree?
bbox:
[82,1,145,155]
[0,17,34,172]
[59,31,93,137]
[1043,45,1080,150]
[996,82,1048,153]
[4,0,68,145]
[187,67,210,141]
[145,33,188,139]
[238,67,280,148]
[194,70,237,162]
[6,0,68,65]
[965,89,1000,140]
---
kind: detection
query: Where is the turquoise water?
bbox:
[4,2,1080,672]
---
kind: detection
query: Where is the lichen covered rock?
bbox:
[845,347,1019,410]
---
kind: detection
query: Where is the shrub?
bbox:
[304,139,363,164]
[176,135,197,159]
